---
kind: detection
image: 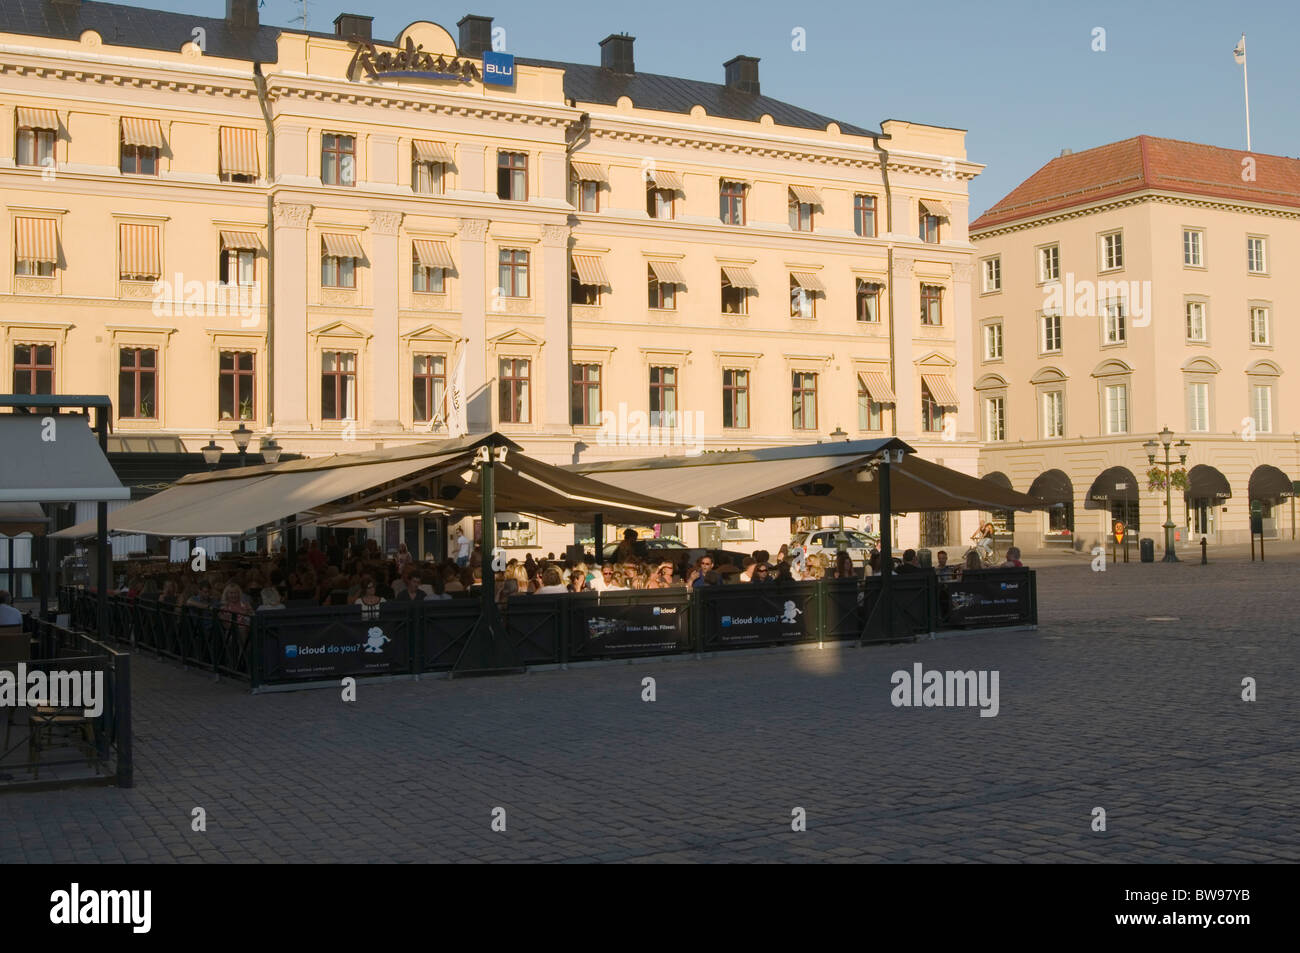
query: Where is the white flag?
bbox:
[445,347,467,437]
[1233,33,1246,65]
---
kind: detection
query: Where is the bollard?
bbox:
[1200,536,1207,565]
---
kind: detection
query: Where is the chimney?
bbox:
[334,14,373,42]
[600,34,635,73]
[225,0,259,30]
[1059,148,1073,157]
[458,14,493,57]
[723,55,760,94]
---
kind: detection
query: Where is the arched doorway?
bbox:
[1248,464,1294,539]
[1028,468,1073,545]
[980,471,1016,537]
[1086,466,1140,532]
[1184,465,1231,539]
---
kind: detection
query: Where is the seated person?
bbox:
[895,549,924,573]
[534,566,569,594]
[1000,546,1025,568]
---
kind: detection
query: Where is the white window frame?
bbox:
[982,321,1003,361]
[1247,236,1268,275]
[1250,383,1274,433]
[1040,311,1062,354]
[1038,243,1060,283]
[1103,298,1127,345]
[1185,300,1207,342]
[1186,380,1210,433]
[982,256,1001,293]
[1100,230,1124,271]
[984,395,1006,442]
[1250,305,1271,346]
[1104,382,1130,435]
[1183,228,1204,267]
[1041,389,1065,439]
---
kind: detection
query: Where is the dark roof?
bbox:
[519,57,879,139]
[0,0,280,63]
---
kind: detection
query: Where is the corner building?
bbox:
[1,0,982,557]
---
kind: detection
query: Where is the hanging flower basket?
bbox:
[1148,467,1189,492]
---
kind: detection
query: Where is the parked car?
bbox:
[790,528,878,567]
[600,537,749,568]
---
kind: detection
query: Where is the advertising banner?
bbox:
[261,611,410,681]
[700,584,817,649]
[943,573,1032,628]
[572,599,689,658]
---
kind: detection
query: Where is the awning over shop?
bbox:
[15,217,57,264]
[1087,466,1139,502]
[720,265,759,290]
[858,370,896,403]
[572,255,610,286]
[920,373,959,407]
[322,233,365,259]
[121,117,164,149]
[413,239,455,270]
[412,139,454,164]
[1185,465,1231,500]
[648,260,686,284]
[0,414,128,503]
[1248,464,1293,502]
[981,471,1013,490]
[1028,469,1072,505]
[788,184,822,205]
[17,106,58,130]
[219,127,258,177]
[570,161,608,183]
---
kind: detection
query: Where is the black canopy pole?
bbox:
[96,402,109,638]
[877,454,893,641]
[480,450,495,621]
[593,513,604,566]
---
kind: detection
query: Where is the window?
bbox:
[118,223,160,281]
[412,157,444,195]
[920,284,943,326]
[921,381,946,432]
[220,247,255,286]
[856,280,881,322]
[321,250,356,288]
[721,271,748,314]
[853,194,877,238]
[858,378,882,431]
[1039,244,1060,282]
[1251,384,1273,433]
[791,372,817,430]
[571,363,601,426]
[722,369,749,429]
[413,251,445,293]
[219,127,257,183]
[12,344,54,395]
[573,177,599,212]
[1042,390,1064,438]
[790,277,816,319]
[1186,381,1210,432]
[15,218,56,278]
[649,366,678,426]
[1103,298,1126,344]
[1185,301,1206,342]
[1041,312,1062,352]
[15,258,54,277]
[120,142,158,175]
[1250,306,1271,345]
[17,126,55,168]
[984,396,1006,442]
[720,180,747,225]
[1101,231,1124,270]
[571,270,599,306]
[647,187,674,220]
[497,151,528,201]
[648,266,676,310]
[1247,236,1267,274]
[983,322,1003,360]
[919,212,941,243]
[218,350,255,421]
[498,358,530,423]
[321,133,356,186]
[321,351,356,420]
[982,257,1001,293]
[1183,229,1203,266]
[413,354,446,423]
[498,249,529,297]
[119,348,158,419]
[1104,383,1129,434]
[788,190,814,231]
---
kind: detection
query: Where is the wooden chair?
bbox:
[28,702,99,779]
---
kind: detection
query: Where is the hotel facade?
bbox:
[970,136,1299,550]
[1,0,982,559]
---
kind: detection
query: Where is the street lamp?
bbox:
[259,437,282,465]
[1144,426,1189,562]
[201,439,222,470]
[829,427,849,528]
[231,423,253,467]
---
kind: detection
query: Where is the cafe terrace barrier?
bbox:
[59,569,1036,690]
[2,615,132,791]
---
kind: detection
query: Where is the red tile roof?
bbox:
[971,135,1300,231]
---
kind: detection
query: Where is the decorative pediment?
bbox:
[914,350,956,369]
[1030,366,1068,384]
[1181,356,1221,374]
[488,328,544,347]
[1092,359,1132,378]
[309,319,371,340]
[401,322,458,343]
[974,373,1008,390]
[1247,359,1282,377]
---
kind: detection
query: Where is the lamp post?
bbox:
[830,427,848,530]
[259,437,282,465]
[201,439,222,471]
[1143,426,1190,563]
[231,423,253,468]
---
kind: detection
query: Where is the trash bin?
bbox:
[916,548,932,568]
[1139,538,1155,562]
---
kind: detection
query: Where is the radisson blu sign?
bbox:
[482,50,516,87]
[348,37,479,83]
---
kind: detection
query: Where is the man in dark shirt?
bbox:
[895,549,924,573]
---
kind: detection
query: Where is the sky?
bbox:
[118,0,1298,215]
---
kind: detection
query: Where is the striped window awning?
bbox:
[920,198,951,219]
[790,271,826,293]
[858,370,896,403]
[17,107,57,130]
[720,265,758,290]
[121,117,164,149]
[788,184,822,205]
[647,170,684,191]
[220,230,261,250]
[15,217,58,264]
[413,239,455,270]
[413,139,454,164]
[921,373,960,406]
[119,223,161,279]
[571,161,608,183]
[322,233,365,259]
[219,127,258,177]
[648,260,686,285]
[572,255,610,286]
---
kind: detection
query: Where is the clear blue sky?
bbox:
[126,0,1297,215]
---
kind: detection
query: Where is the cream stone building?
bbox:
[1,0,982,559]
[971,136,1299,551]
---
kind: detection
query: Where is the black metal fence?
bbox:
[2,615,132,791]
[60,569,1036,690]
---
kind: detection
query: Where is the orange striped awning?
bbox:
[858,370,896,403]
[220,230,261,250]
[921,373,960,407]
[720,265,758,290]
[572,255,609,286]
[15,217,57,264]
[412,239,454,269]
[322,233,364,259]
[790,271,826,293]
[920,198,951,219]
[119,223,161,279]
[571,161,608,183]
[788,184,822,205]
[647,169,684,191]
[219,127,258,177]
[648,260,685,284]
[121,117,164,149]
[17,107,57,130]
[412,139,453,164]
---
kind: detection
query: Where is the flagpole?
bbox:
[1242,49,1251,152]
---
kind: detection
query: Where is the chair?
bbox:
[28,703,99,779]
